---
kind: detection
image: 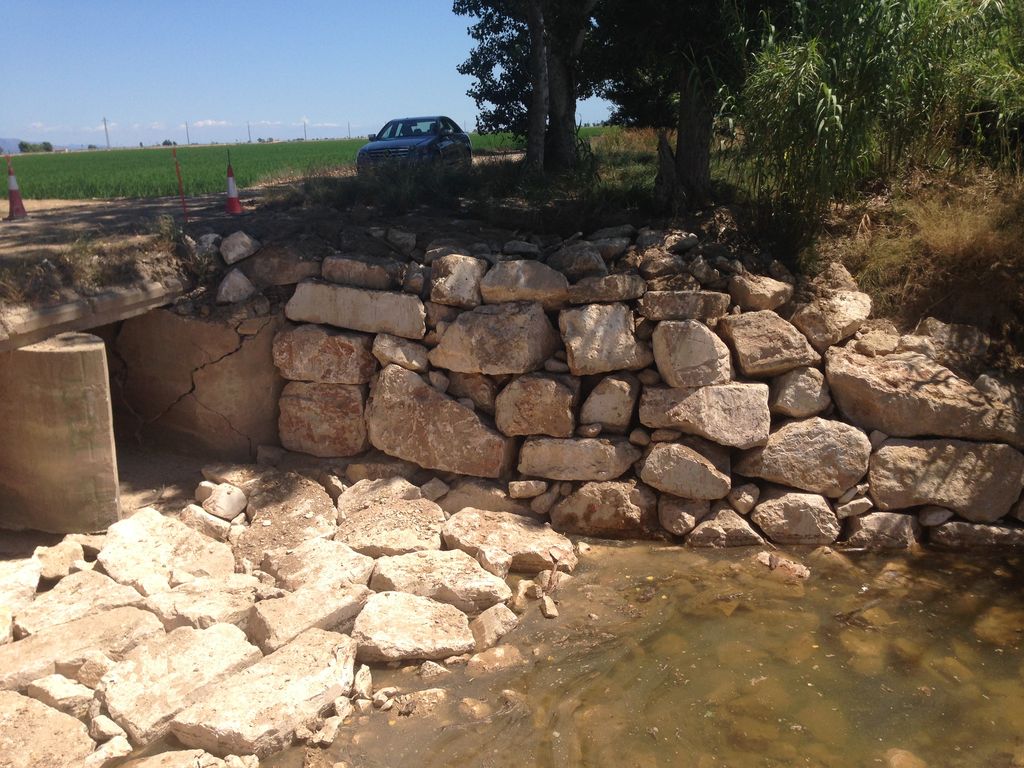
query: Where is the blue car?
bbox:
[356,116,472,174]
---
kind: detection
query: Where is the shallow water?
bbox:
[265,543,1024,768]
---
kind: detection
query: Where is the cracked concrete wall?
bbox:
[0,332,121,533]
[112,309,285,460]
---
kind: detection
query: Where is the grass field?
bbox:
[2,132,535,200]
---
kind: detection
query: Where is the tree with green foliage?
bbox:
[18,141,53,153]
[454,0,597,171]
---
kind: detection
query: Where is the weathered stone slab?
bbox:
[430,253,489,309]
[930,521,1024,549]
[567,274,647,304]
[336,476,422,518]
[237,241,322,288]
[658,496,707,536]
[495,373,578,438]
[718,311,820,377]
[335,497,445,557]
[371,333,428,372]
[24,673,93,720]
[248,583,371,653]
[687,507,764,548]
[0,690,94,767]
[171,629,356,758]
[751,487,840,545]
[845,512,920,549]
[261,538,374,590]
[428,302,560,374]
[547,242,607,282]
[559,303,653,376]
[0,559,40,618]
[470,603,519,650]
[285,281,426,340]
[438,478,533,517]
[366,364,516,478]
[791,290,872,352]
[639,383,770,449]
[652,320,732,388]
[480,260,569,310]
[322,253,403,290]
[728,274,793,311]
[13,569,143,638]
[735,417,870,498]
[119,750,228,767]
[272,324,376,384]
[640,443,731,499]
[637,291,730,321]
[769,366,831,418]
[98,507,235,594]
[100,624,261,746]
[443,508,578,573]
[144,575,263,631]
[869,439,1024,522]
[549,480,657,538]
[277,381,369,457]
[370,550,512,616]
[826,348,1024,449]
[518,437,641,481]
[0,606,163,691]
[580,373,640,434]
[352,592,475,662]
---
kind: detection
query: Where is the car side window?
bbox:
[442,118,459,134]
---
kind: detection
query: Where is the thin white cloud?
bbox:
[254,120,283,127]
[193,119,231,128]
[149,121,165,130]
[313,122,341,128]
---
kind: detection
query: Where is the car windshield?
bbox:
[375,119,440,140]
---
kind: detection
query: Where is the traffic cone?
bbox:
[5,156,28,220]
[225,163,243,215]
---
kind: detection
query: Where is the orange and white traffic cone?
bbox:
[5,156,28,220]
[225,163,243,215]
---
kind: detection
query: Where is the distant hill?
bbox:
[0,139,22,154]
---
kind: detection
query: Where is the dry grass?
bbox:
[829,169,1024,366]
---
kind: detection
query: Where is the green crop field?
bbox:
[0,129,614,201]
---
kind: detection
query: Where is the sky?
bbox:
[2,1,612,147]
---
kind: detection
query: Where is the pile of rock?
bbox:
[208,221,1024,551]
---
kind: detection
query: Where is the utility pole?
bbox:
[185,121,191,145]
[303,120,307,141]
[103,117,110,149]
[247,122,252,143]
[347,122,351,139]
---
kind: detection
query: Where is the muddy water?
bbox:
[266,543,1024,768]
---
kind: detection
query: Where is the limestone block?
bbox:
[559,303,653,376]
[272,324,376,384]
[428,302,560,375]
[717,310,820,377]
[277,381,369,457]
[285,281,426,339]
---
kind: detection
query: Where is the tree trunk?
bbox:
[545,47,577,172]
[674,65,714,209]
[653,130,682,213]
[525,0,548,170]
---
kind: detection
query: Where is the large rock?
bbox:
[0,690,94,767]
[232,472,337,569]
[495,373,578,437]
[372,333,428,373]
[717,311,820,377]
[272,324,376,384]
[658,496,707,536]
[321,253,403,290]
[639,383,770,449]
[735,417,871,498]
[518,437,641,481]
[687,507,764,547]
[750,487,840,545]
[549,480,657,538]
[144,575,263,631]
[369,550,512,615]
[580,373,640,434]
[261,538,374,590]
[335,496,445,557]
[0,606,163,691]
[547,242,607,282]
[567,274,647,304]
[826,348,1024,449]
[637,291,730,321]
[248,583,371,653]
[930,521,1024,549]
[769,366,831,418]
[366,365,516,477]
[791,291,872,352]
[428,302,560,374]
[352,592,475,662]
[559,303,653,376]
[845,512,920,549]
[728,274,793,311]
[652,320,732,388]
[277,381,368,457]
[171,629,356,758]
[13,570,143,638]
[237,240,322,288]
[640,443,731,500]
[98,508,235,594]
[100,624,261,746]
[898,316,990,372]
[119,750,229,768]
[438,478,533,517]
[442,508,578,573]
[285,281,426,339]
[479,260,569,310]
[868,439,1024,522]
[430,253,489,309]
